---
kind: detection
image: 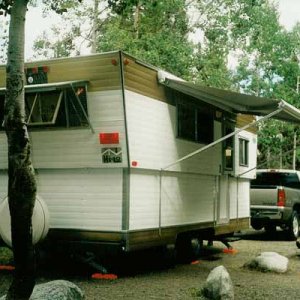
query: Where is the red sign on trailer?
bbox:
[99,132,119,144]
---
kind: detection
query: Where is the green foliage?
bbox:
[33,30,76,58]
[99,0,194,78]
[45,0,82,14]
[107,0,158,15]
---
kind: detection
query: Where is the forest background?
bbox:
[1,0,300,169]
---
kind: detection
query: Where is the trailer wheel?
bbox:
[175,235,202,263]
[286,211,299,240]
[160,244,176,267]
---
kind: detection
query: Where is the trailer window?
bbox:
[0,95,4,129]
[26,85,89,128]
[0,83,89,130]
[239,138,249,166]
[26,91,63,125]
[177,103,213,144]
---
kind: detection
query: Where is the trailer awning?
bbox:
[162,78,300,124]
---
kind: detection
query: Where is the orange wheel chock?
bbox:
[222,248,238,254]
[91,273,118,280]
[0,265,15,271]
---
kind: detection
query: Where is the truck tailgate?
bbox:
[250,186,278,206]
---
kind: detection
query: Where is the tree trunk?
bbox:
[4,1,37,299]
[91,0,100,53]
[133,1,140,39]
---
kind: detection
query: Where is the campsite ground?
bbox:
[1,229,300,299]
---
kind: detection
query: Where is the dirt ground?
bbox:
[1,229,300,299]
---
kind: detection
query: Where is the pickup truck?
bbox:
[250,169,300,240]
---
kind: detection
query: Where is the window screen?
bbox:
[177,103,213,144]
[178,104,195,141]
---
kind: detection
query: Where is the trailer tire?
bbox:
[175,235,202,263]
[286,211,299,240]
[0,195,49,247]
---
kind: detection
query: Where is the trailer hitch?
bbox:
[73,252,108,274]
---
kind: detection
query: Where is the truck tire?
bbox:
[251,220,263,231]
[287,211,299,240]
[264,224,276,235]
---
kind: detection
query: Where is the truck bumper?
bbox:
[251,209,283,220]
[250,206,291,225]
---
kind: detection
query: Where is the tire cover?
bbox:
[0,195,49,247]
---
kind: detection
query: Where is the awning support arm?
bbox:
[162,105,284,171]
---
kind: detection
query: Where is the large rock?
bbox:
[244,252,288,273]
[0,280,84,300]
[202,265,234,300]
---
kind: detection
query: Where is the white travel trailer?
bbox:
[0,51,300,258]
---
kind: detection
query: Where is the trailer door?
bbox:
[217,175,230,224]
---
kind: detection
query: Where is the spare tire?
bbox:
[0,195,49,247]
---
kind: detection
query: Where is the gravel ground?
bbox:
[1,229,300,299]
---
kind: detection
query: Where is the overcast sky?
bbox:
[24,0,300,59]
[275,0,300,30]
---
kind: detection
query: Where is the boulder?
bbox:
[202,265,234,300]
[0,280,84,300]
[244,251,288,273]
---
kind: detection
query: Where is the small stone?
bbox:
[202,265,234,300]
[244,252,288,273]
[0,280,84,300]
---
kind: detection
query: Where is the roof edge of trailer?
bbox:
[0,80,89,95]
[159,76,300,125]
[0,50,122,68]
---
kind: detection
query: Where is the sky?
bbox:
[22,0,300,59]
[274,0,300,30]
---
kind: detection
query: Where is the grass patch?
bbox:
[0,247,13,264]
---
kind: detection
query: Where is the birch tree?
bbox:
[0,1,80,299]
[0,1,36,298]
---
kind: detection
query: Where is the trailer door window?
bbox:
[223,123,234,171]
[177,103,213,144]
[239,138,249,166]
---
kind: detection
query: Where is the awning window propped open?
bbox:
[0,80,94,132]
[161,78,300,124]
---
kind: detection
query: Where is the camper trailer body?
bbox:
[0,51,257,252]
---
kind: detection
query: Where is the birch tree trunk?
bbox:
[133,1,140,39]
[4,0,37,299]
[91,0,100,53]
